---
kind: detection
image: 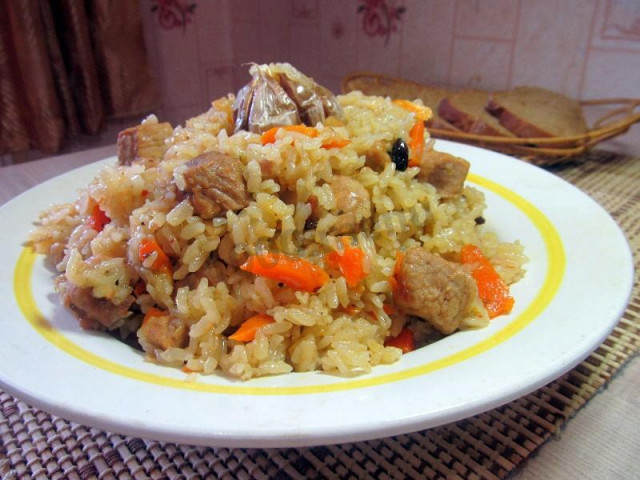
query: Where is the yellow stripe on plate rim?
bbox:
[14,173,565,395]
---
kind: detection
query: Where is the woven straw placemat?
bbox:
[1,151,638,480]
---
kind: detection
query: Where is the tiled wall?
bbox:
[141,0,640,132]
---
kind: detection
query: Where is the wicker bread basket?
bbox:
[342,72,640,165]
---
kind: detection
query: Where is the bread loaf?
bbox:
[438,90,515,137]
[487,86,587,138]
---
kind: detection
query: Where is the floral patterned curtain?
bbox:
[0,0,158,155]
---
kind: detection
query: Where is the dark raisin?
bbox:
[390,138,409,171]
[474,216,485,225]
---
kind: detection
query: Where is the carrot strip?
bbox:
[393,99,430,167]
[260,128,279,145]
[382,303,394,315]
[86,204,110,232]
[321,138,351,149]
[460,244,514,318]
[240,253,329,292]
[341,305,361,315]
[229,313,275,342]
[392,99,431,121]
[142,307,167,326]
[261,125,319,144]
[261,125,351,149]
[325,237,368,287]
[385,327,415,353]
[408,120,425,167]
[139,238,172,275]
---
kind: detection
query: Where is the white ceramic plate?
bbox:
[0,141,633,448]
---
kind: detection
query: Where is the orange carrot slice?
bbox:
[261,125,351,150]
[321,138,351,149]
[393,99,430,167]
[385,327,415,353]
[392,99,431,121]
[341,305,362,315]
[325,237,368,288]
[260,125,319,144]
[139,238,172,275]
[86,204,111,232]
[460,244,514,318]
[229,314,275,342]
[240,253,329,292]
[142,307,167,325]
[407,120,425,167]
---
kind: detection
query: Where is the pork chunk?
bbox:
[217,233,249,267]
[328,175,371,235]
[174,257,226,290]
[417,150,470,198]
[117,121,173,168]
[59,281,135,330]
[394,247,476,334]
[138,312,188,351]
[363,141,391,172]
[181,151,249,219]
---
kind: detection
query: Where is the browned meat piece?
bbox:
[328,176,371,235]
[330,213,360,236]
[117,121,173,168]
[259,158,276,177]
[394,247,476,334]
[363,142,391,172]
[181,151,250,219]
[217,233,249,267]
[417,150,470,198]
[174,257,227,290]
[59,281,134,330]
[138,311,189,351]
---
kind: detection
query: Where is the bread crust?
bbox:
[427,115,461,132]
[438,93,514,137]
[486,87,587,138]
[486,99,551,137]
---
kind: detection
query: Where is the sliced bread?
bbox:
[412,86,461,132]
[486,86,587,138]
[438,89,515,137]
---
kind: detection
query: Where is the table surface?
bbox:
[0,144,638,480]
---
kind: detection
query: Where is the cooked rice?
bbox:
[29,90,527,380]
